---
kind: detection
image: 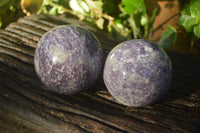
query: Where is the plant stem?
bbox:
[129,14,138,39]
[44,0,77,16]
[144,22,148,39]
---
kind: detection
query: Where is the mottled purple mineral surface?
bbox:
[34,25,103,95]
[103,39,172,107]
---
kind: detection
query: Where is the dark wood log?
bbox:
[0,14,200,133]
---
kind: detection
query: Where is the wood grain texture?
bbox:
[0,14,200,133]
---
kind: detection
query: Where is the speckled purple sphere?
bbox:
[103,39,172,107]
[34,25,103,95]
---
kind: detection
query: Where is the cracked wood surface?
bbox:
[0,14,200,133]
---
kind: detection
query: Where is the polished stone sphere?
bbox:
[34,25,103,95]
[103,39,172,107]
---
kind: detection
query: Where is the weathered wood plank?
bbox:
[0,14,200,133]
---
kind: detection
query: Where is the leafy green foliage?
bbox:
[179,0,200,38]
[0,0,157,40]
[121,0,146,15]
[176,0,200,50]
[194,24,200,38]
[0,0,23,28]
[158,25,177,49]
[1,0,199,52]
[120,0,149,39]
[158,0,200,50]
[38,0,68,15]
[36,0,157,40]
[103,0,118,14]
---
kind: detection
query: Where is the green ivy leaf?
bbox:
[179,15,191,26]
[183,17,198,32]
[158,25,177,49]
[179,0,200,33]
[189,0,200,19]
[121,0,146,15]
[194,24,200,38]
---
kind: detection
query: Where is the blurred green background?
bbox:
[0,0,200,54]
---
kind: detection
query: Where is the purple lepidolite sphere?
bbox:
[103,39,172,107]
[34,25,103,95]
